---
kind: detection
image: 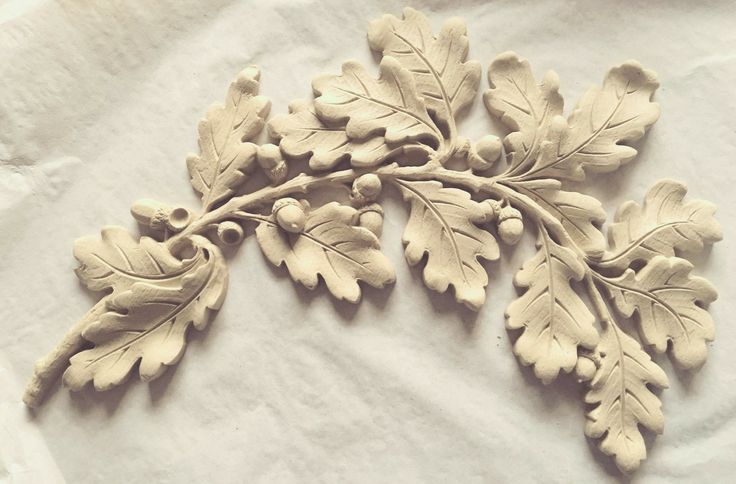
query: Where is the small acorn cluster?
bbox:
[214,143,292,245]
[266,173,384,237]
[132,145,296,246]
[130,141,519,249]
[478,198,524,245]
[212,143,293,245]
[350,174,384,237]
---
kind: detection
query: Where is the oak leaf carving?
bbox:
[602,180,722,269]
[74,226,191,294]
[506,230,598,383]
[64,235,227,391]
[268,100,395,170]
[187,66,271,210]
[525,61,659,180]
[368,7,481,127]
[484,52,563,173]
[604,256,717,369]
[22,8,724,477]
[255,202,395,303]
[585,323,669,474]
[313,57,442,147]
[513,179,607,258]
[396,179,499,310]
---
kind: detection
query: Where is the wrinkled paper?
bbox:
[1,1,735,482]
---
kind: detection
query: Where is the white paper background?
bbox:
[1,1,735,482]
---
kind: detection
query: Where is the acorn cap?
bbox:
[359,202,383,214]
[355,203,384,237]
[131,199,192,232]
[478,199,502,223]
[355,202,383,219]
[274,198,307,233]
[166,207,193,232]
[217,221,244,245]
[498,205,522,222]
[131,199,169,225]
[272,197,301,214]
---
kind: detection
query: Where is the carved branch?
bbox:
[23,6,721,476]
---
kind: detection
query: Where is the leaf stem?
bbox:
[22,299,108,408]
[585,271,615,327]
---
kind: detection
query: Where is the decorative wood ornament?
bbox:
[23,7,722,475]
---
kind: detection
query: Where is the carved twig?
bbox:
[23,300,107,408]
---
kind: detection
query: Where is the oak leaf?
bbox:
[187,66,270,210]
[602,180,722,269]
[484,52,563,173]
[368,7,481,127]
[255,202,395,303]
[313,57,442,147]
[525,61,659,180]
[513,179,607,258]
[604,256,717,368]
[396,179,499,310]
[64,236,227,391]
[506,230,598,383]
[268,100,396,170]
[74,226,192,294]
[585,323,669,474]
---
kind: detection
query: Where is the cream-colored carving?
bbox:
[506,227,598,384]
[512,178,607,257]
[186,66,270,211]
[367,7,481,128]
[23,6,721,476]
[253,201,395,303]
[602,179,722,269]
[484,52,563,175]
[397,179,499,310]
[64,231,227,391]
[603,256,717,369]
[584,320,669,474]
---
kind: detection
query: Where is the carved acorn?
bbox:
[355,203,384,237]
[130,199,192,232]
[575,355,597,382]
[257,143,287,185]
[273,197,307,233]
[351,174,382,205]
[468,135,502,171]
[478,199,503,223]
[497,205,523,245]
[217,221,244,246]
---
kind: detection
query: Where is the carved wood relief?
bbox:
[24,8,722,474]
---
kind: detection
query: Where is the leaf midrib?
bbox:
[85,258,215,368]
